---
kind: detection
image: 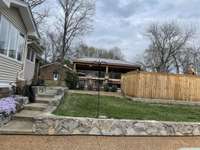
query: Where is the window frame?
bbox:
[0,14,26,62]
[0,14,10,56]
[17,33,26,61]
[27,48,35,63]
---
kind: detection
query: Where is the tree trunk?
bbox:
[173,55,180,74]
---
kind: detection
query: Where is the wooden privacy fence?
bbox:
[121,71,200,102]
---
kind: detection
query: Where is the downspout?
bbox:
[17,35,29,82]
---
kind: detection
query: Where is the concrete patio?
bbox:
[1,135,200,150]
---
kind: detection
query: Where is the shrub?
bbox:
[103,84,109,92]
[0,96,17,115]
[23,85,36,103]
[65,71,79,89]
[78,81,85,90]
[111,85,118,92]
[87,84,93,91]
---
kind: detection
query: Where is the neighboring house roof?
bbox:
[73,58,141,68]
[40,62,73,71]
[1,0,39,39]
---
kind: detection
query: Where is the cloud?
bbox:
[97,0,159,18]
[44,0,200,61]
[84,0,200,61]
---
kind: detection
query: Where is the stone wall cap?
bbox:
[34,114,200,125]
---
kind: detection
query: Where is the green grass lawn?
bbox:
[53,93,200,122]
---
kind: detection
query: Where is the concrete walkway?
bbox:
[0,88,61,134]
[69,90,123,98]
[1,135,200,150]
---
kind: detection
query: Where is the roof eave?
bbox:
[74,60,141,69]
[3,0,40,39]
[1,0,10,7]
[40,62,73,71]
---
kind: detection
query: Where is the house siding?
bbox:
[0,6,26,33]
[0,54,22,82]
[0,6,27,83]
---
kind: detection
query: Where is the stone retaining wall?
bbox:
[0,88,10,99]
[0,96,28,127]
[33,115,200,136]
[33,86,68,96]
[0,113,12,127]
[15,96,29,112]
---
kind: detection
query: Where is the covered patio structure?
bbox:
[73,58,141,91]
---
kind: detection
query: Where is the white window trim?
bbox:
[26,58,35,64]
[26,48,36,63]
[0,14,26,62]
[17,33,26,61]
[6,22,11,57]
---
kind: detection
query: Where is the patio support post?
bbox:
[73,63,77,72]
[104,66,109,85]
[106,66,109,78]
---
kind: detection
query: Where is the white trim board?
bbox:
[0,80,12,88]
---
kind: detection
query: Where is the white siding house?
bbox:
[0,0,43,88]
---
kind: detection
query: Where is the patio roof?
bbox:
[73,58,141,69]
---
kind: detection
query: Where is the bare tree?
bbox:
[75,44,96,58]
[57,0,94,64]
[177,46,200,74]
[33,9,49,26]
[108,47,125,60]
[142,22,194,73]
[75,44,124,60]
[53,0,94,81]
[45,31,64,62]
[24,0,48,26]
[24,0,46,8]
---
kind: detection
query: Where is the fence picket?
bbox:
[121,71,200,101]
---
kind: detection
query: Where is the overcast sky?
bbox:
[45,0,200,61]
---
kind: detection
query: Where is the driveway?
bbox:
[1,135,200,150]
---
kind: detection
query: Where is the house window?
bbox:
[53,71,59,81]
[27,49,35,62]
[0,15,26,61]
[17,34,25,61]
[27,49,31,60]
[0,15,9,55]
[31,50,35,62]
[8,25,18,59]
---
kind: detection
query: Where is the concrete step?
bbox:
[0,120,33,135]
[35,97,56,104]
[37,93,55,98]
[24,103,48,111]
[46,90,58,94]
[13,110,43,121]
